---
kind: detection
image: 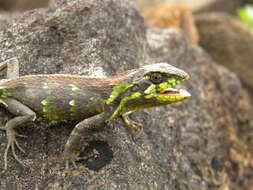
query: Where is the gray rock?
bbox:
[0,0,252,189]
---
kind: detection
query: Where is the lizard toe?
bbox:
[128,121,143,132]
[3,129,26,170]
[3,140,26,170]
[64,149,96,169]
[65,160,78,169]
[64,149,80,169]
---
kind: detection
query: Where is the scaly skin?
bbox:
[0,62,191,170]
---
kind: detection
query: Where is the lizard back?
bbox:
[0,75,115,120]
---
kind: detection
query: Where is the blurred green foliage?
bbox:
[237,5,253,28]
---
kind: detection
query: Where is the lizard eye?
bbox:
[150,73,163,84]
[131,84,140,92]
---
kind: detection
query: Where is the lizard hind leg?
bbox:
[0,98,36,170]
[64,112,111,169]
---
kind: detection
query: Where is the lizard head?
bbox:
[106,63,191,119]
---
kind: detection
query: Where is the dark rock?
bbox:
[0,0,253,189]
[194,0,246,15]
[0,0,49,11]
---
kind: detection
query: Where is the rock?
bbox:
[0,0,253,189]
[195,13,253,101]
[140,4,199,44]
[0,0,49,11]
[134,0,250,15]
[194,0,246,14]
[135,0,217,13]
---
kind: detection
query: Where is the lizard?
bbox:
[0,60,191,170]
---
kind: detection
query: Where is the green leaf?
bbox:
[237,5,253,28]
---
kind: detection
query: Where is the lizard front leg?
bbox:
[0,98,36,170]
[64,111,111,169]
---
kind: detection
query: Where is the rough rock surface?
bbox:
[195,13,253,102]
[0,0,253,189]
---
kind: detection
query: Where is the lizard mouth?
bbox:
[156,88,191,98]
[154,88,191,101]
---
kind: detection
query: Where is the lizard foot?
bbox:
[126,120,142,132]
[64,149,98,169]
[0,127,26,170]
[121,115,143,133]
